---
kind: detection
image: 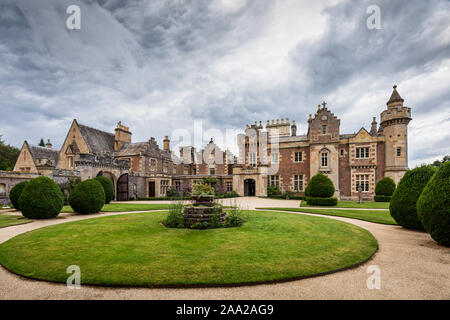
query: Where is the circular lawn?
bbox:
[0,211,377,287]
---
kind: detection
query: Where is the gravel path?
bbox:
[0,199,449,300]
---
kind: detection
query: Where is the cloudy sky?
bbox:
[0,0,449,167]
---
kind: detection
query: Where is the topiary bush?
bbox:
[69,179,105,214]
[94,176,115,204]
[417,162,450,246]
[375,177,396,196]
[374,195,392,202]
[18,177,64,219]
[389,165,437,230]
[9,181,29,211]
[305,196,338,206]
[305,173,335,198]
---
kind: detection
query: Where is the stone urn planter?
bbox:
[183,195,227,226]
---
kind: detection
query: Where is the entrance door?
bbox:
[244,179,256,196]
[116,174,129,201]
[148,181,156,197]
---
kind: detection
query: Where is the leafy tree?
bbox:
[432,155,450,167]
[0,135,20,171]
[38,138,45,147]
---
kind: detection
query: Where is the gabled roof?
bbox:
[115,138,171,160]
[27,144,59,166]
[387,85,404,105]
[77,123,115,154]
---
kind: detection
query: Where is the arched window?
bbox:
[320,148,329,167]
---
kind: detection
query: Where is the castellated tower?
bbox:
[379,85,412,184]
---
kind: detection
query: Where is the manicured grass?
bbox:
[260,208,396,225]
[61,203,171,213]
[0,211,377,287]
[0,215,31,228]
[300,200,389,209]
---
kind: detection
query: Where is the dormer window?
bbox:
[322,125,327,134]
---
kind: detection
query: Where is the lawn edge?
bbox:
[256,208,397,225]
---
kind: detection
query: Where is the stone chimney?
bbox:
[370,117,378,135]
[45,139,53,148]
[114,121,132,151]
[163,136,170,152]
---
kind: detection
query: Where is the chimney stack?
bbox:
[291,120,297,136]
[45,139,53,148]
[114,121,132,151]
[163,136,170,152]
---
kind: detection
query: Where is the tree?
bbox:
[38,138,45,147]
[432,155,450,167]
[0,135,20,171]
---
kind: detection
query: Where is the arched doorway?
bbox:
[116,173,129,201]
[244,179,256,196]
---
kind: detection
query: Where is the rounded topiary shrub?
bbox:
[305,173,335,198]
[389,165,437,230]
[375,177,396,196]
[18,177,64,219]
[417,162,450,246]
[94,176,115,204]
[69,179,105,214]
[9,181,29,211]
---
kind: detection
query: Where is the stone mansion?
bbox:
[0,86,411,201]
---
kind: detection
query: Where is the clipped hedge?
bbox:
[94,176,115,204]
[18,177,64,219]
[375,177,396,196]
[417,162,450,246]
[69,179,105,214]
[374,195,391,202]
[9,181,29,211]
[305,173,335,198]
[389,165,437,230]
[305,196,338,206]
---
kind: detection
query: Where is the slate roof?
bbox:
[28,145,59,166]
[115,138,171,160]
[78,123,115,154]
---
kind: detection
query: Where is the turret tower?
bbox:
[379,85,412,184]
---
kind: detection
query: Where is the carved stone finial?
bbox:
[322,101,327,108]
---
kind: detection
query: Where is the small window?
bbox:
[183,166,189,175]
[322,125,327,134]
[68,157,74,168]
[249,152,257,166]
[321,152,328,167]
[160,180,169,195]
[269,175,279,186]
[356,147,370,159]
[397,147,401,156]
[209,164,215,175]
[163,162,168,173]
[293,175,303,191]
[340,149,345,157]
[226,181,233,192]
[294,152,303,162]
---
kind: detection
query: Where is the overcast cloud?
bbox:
[0,0,449,167]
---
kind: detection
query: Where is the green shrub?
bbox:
[417,162,450,246]
[305,173,335,198]
[375,177,396,196]
[94,176,115,204]
[9,181,29,211]
[267,185,281,197]
[164,202,184,228]
[374,195,391,202]
[18,177,64,219]
[166,187,180,198]
[389,165,437,230]
[192,183,214,196]
[69,179,105,214]
[305,196,338,206]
